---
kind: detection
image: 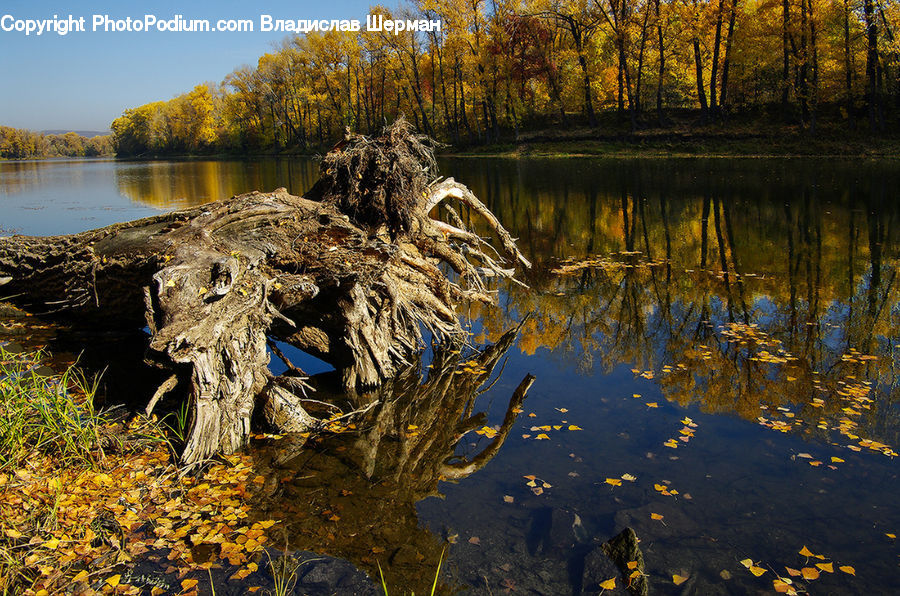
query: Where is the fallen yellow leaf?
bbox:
[773,579,794,593]
[816,562,833,573]
[568,425,583,431]
[627,561,638,570]
[740,558,753,568]
[536,433,550,440]
[650,513,664,521]
[749,566,767,577]
[798,546,814,557]
[598,577,616,590]
[673,574,688,585]
[605,478,623,486]
[801,567,820,580]
[106,575,121,588]
[839,565,855,575]
[181,579,199,590]
[73,570,89,582]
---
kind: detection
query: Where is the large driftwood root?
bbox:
[0,121,530,463]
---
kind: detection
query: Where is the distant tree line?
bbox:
[0,127,114,159]
[112,0,899,156]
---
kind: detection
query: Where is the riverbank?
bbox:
[451,124,900,158]
[0,328,377,595]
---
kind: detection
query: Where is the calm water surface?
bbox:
[2,157,899,594]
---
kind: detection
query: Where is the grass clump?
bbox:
[377,547,445,596]
[0,346,107,471]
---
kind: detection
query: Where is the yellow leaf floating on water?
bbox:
[773,579,795,594]
[749,566,767,577]
[568,425,583,431]
[646,402,659,408]
[627,561,638,570]
[839,565,856,575]
[181,579,199,591]
[816,562,833,573]
[106,575,121,588]
[784,567,801,577]
[605,478,623,486]
[536,433,550,440]
[831,457,845,463]
[672,574,688,585]
[801,567,820,580]
[886,533,896,539]
[650,513,664,521]
[740,559,754,568]
[598,577,616,590]
[621,473,636,482]
[798,546,815,557]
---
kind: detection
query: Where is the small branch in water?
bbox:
[268,340,308,377]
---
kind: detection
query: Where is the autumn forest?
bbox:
[103,0,899,156]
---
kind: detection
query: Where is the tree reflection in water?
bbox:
[464,164,899,454]
[249,325,534,593]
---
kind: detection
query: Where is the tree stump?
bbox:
[0,120,530,463]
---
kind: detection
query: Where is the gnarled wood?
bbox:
[0,122,529,463]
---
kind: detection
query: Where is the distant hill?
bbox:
[41,130,110,138]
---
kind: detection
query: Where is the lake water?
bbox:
[2,157,899,594]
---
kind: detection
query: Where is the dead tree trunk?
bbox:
[0,120,530,464]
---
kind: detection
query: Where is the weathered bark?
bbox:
[0,123,529,464]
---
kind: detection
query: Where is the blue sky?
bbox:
[0,0,375,132]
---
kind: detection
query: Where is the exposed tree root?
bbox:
[0,121,530,463]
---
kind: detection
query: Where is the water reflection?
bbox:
[5,156,900,593]
[250,327,533,593]
[114,159,321,208]
[451,159,900,452]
